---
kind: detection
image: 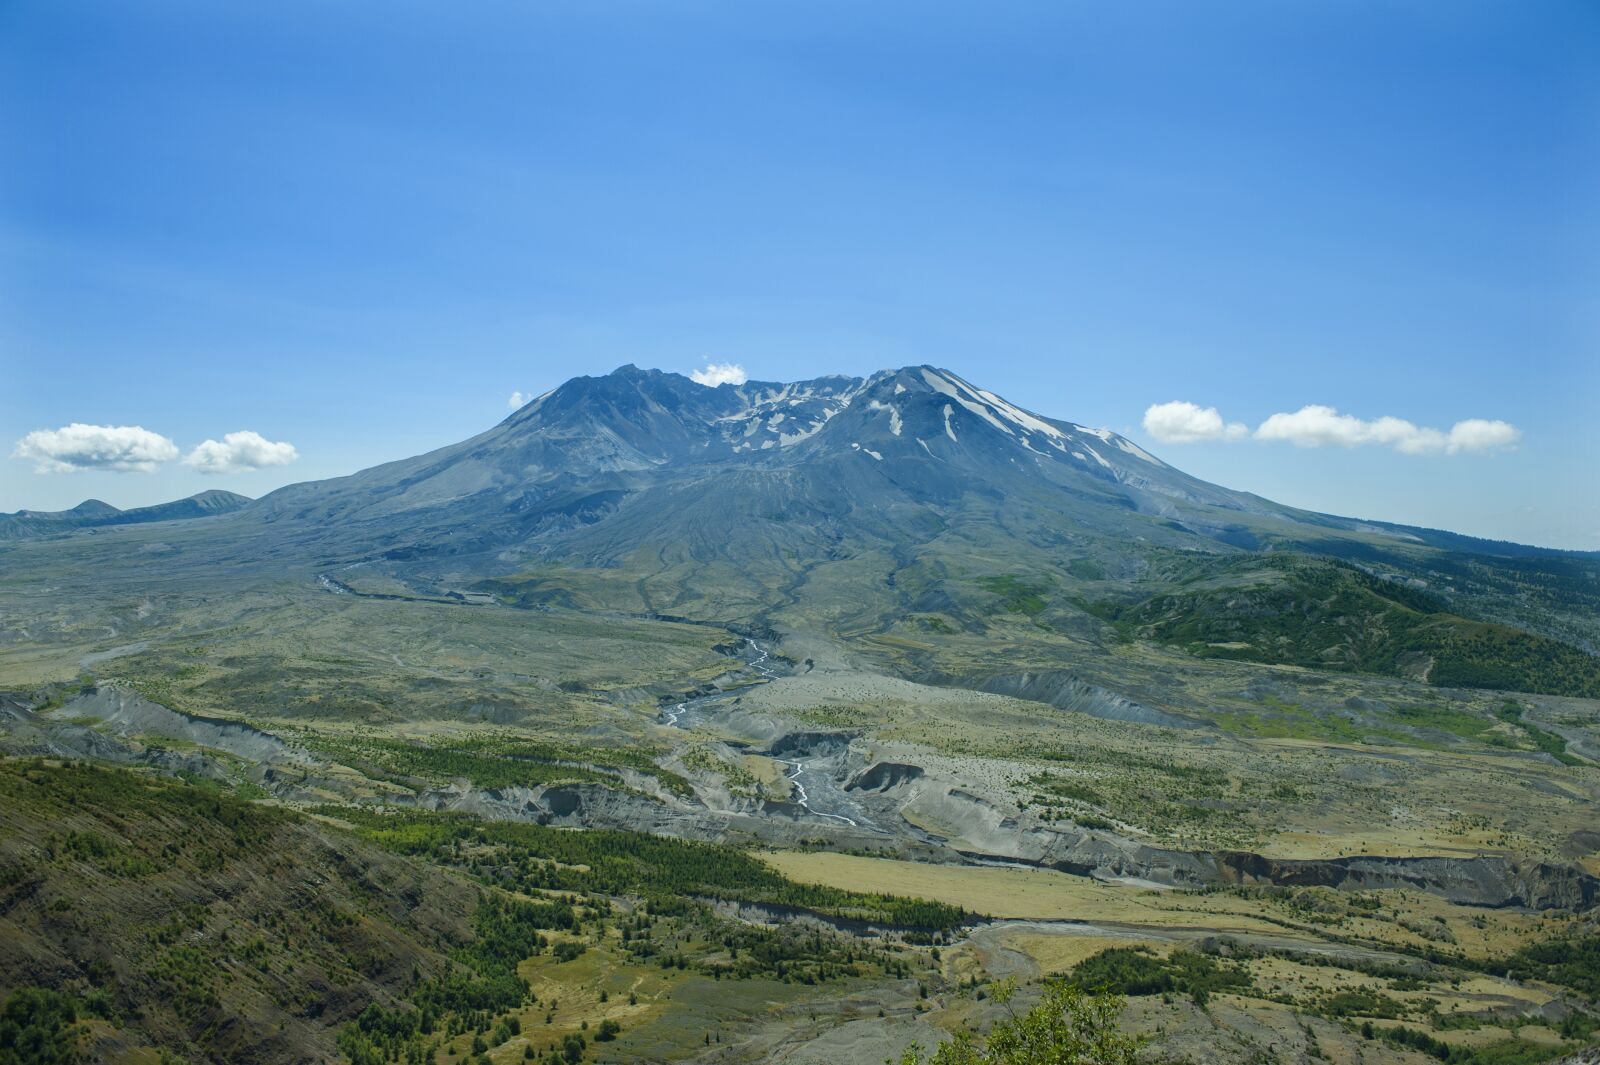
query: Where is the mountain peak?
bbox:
[253,363,1307,558]
[488,364,1175,481]
[606,362,659,379]
[187,489,253,511]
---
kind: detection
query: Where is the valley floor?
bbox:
[2,554,1598,1064]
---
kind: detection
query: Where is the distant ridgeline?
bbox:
[1088,554,1600,699]
[0,490,250,540]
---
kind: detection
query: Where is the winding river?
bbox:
[660,638,866,828]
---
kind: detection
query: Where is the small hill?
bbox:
[0,490,251,540]
[1092,554,1600,698]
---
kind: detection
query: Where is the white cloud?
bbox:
[1254,405,1520,455]
[1255,405,1385,449]
[690,362,748,387]
[12,423,179,473]
[1444,418,1521,454]
[183,431,299,475]
[1142,401,1248,443]
[1146,399,1522,457]
[509,391,528,409]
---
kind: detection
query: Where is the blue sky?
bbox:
[3,1,1596,547]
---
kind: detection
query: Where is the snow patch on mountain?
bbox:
[974,385,1067,443]
[867,400,903,436]
[921,369,1015,437]
[1113,437,1166,466]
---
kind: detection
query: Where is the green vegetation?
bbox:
[976,574,1050,616]
[1398,549,1600,660]
[1026,773,1103,805]
[1493,702,1582,766]
[1005,747,1259,846]
[332,807,965,931]
[331,807,961,1063]
[1318,987,1409,1019]
[1066,558,1106,581]
[1428,626,1600,699]
[458,735,694,795]
[1210,696,1409,745]
[0,761,476,1064]
[1391,703,1496,738]
[1029,747,1227,789]
[0,987,81,1065]
[1370,1024,1568,1065]
[899,980,1140,1065]
[1206,692,1590,762]
[679,745,762,796]
[1023,773,1122,829]
[614,900,922,983]
[1067,947,1252,1005]
[1096,555,1600,699]
[1494,933,1600,998]
[302,733,692,795]
[1,758,284,866]
[337,894,578,1064]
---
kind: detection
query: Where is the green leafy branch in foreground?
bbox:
[899,980,1141,1065]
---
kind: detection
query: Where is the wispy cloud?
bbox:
[1144,401,1520,456]
[12,423,179,473]
[1142,401,1248,444]
[183,431,299,474]
[508,391,529,409]
[690,362,747,387]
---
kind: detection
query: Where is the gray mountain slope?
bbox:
[12,365,1590,660]
[233,365,1373,567]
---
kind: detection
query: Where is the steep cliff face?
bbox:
[851,759,1600,910]
[1213,852,1600,910]
[1018,835,1600,909]
[971,671,1203,729]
